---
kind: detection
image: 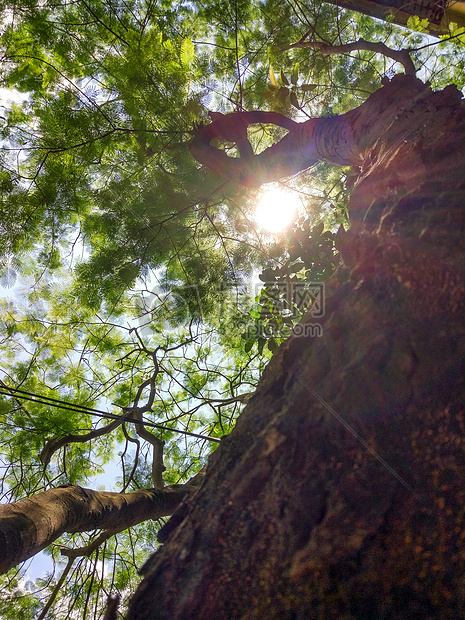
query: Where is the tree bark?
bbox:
[126,75,465,617]
[323,0,465,36]
[189,76,431,186]
[0,483,195,574]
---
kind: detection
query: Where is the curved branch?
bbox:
[208,111,254,158]
[121,423,141,492]
[40,416,125,467]
[189,75,429,185]
[128,407,165,490]
[80,0,129,47]
[60,526,125,560]
[190,111,316,187]
[205,392,254,406]
[288,38,416,76]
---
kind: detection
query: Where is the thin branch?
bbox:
[39,417,125,467]
[60,527,126,559]
[412,29,465,52]
[285,37,416,76]
[80,0,129,47]
[127,407,165,490]
[36,556,74,620]
[234,0,243,108]
[4,54,115,125]
[121,424,140,492]
[0,387,222,442]
[205,392,253,406]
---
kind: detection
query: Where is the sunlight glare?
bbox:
[255,185,300,233]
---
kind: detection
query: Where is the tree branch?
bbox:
[36,556,75,620]
[60,527,126,559]
[287,38,416,76]
[40,417,125,467]
[0,479,203,574]
[190,75,429,185]
[190,111,315,187]
[126,407,165,490]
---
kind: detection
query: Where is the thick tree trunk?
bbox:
[0,483,194,574]
[126,75,465,617]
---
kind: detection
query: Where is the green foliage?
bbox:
[440,23,465,45]
[243,221,340,353]
[0,573,42,619]
[267,64,318,111]
[406,15,431,34]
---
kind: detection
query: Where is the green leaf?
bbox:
[290,91,299,109]
[269,66,278,87]
[259,268,276,282]
[301,84,317,93]
[444,24,465,42]
[267,338,278,353]
[277,87,289,103]
[42,68,55,88]
[289,262,305,273]
[291,62,299,86]
[244,339,255,353]
[406,15,430,33]
[280,69,289,85]
[181,37,195,69]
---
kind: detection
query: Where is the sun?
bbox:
[255,185,300,233]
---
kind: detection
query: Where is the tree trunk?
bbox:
[323,0,465,36]
[125,75,465,618]
[0,483,194,574]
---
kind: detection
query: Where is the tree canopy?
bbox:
[0,0,464,617]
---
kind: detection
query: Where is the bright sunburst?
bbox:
[255,185,300,233]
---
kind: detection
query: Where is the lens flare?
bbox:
[255,185,299,233]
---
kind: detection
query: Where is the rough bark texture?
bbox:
[0,483,194,574]
[126,75,465,618]
[323,0,465,36]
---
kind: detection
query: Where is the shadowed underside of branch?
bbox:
[0,480,202,574]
